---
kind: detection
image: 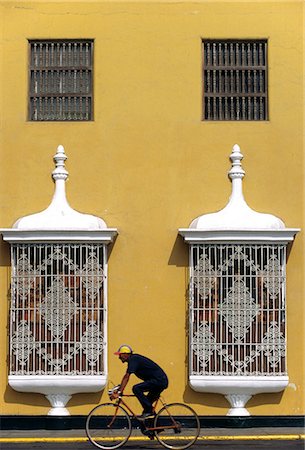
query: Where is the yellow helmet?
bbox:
[114,344,133,355]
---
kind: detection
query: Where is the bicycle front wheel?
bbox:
[86,402,131,450]
[154,403,200,450]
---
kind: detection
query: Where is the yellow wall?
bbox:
[0,0,304,416]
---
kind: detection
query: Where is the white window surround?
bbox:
[179,144,299,416]
[1,145,117,416]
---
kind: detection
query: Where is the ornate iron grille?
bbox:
[29,40,93,121]
[203,40,268,120]
[190,244,286,376]
[9,243,106,375]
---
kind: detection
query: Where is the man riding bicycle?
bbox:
[112,344,168,419]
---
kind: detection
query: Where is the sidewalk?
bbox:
[1,427,304,443]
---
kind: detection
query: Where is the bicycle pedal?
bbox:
[174,422,182,434]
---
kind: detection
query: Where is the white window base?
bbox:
[9,375,107,415]
[189,375,289,416]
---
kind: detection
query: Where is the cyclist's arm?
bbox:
[119,372,130,394]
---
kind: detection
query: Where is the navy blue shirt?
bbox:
[127,354,168,384]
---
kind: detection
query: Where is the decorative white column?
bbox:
[46,394,72,416]
[1,145,117,415]
[225,394,252,416]
[179,144,299,416]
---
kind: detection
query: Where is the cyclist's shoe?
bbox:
[142,430,155,440]
[137,412,156,420]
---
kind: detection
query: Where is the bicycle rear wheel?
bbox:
[154,403,200,450]
[86,402,131,449]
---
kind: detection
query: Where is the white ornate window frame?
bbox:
[179,145,299,415]
[1,229,117,415]
[1,145,118,415]
[179,229,299,415]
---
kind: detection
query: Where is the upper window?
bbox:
[203,40,268,121]
[29,40,93,121]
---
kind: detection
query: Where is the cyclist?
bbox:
[112,344,168,419]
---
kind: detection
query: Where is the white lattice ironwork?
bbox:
[40,276,77,339]
[218,278,260,340]
[13,252,36,301]
[78,321,104,367]
[10,243,106,376]
[11,321,38,367]
[190,244,287,376]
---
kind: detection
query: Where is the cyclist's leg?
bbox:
[133,379,168,414]
[132,381,154,413]
[147,386,164,406]
[147,377,168,408]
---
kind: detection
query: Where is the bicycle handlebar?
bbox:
[108,385,136,399]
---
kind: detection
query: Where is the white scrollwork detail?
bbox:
[78,321,103,366]
[193,255,219,300]
[257,321,285,368]
[14,252,36,300]
[218,246,259,273]
[40,276,77,339]
[39,348,74,372]
[192,322,221,367]
[37,245,78,273]
[76,251,104,300]
[218,278,259,340]
[11,321,38,366]
[260,256,284,300]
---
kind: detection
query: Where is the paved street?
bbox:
[1,426,304,450]
[1,439,304,450]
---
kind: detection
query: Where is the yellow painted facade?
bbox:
[0,0,304,417]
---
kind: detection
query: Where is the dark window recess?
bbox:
[203,40,268,121]
[29,40,93,121]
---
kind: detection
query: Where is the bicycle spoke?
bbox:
[86,403,131,449]
[154,403,200,450]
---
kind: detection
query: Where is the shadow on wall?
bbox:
[183,384,228,410]
[4,386,50,408]
[168,234,188,268]
[0,239,10,266]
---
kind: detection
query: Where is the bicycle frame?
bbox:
[110,394,180,433]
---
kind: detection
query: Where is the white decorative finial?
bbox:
[12,144,109,231]
[187,142,287,231]
[228,144,245,181]
[52,145,68,182]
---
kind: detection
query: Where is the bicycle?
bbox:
[86,385,200,450]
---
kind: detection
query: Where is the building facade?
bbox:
[0,0,304,423]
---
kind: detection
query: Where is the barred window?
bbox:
[9,243,106,375]
[203,40,268,121]
[190,244,286,376]
[29,40,93,121]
